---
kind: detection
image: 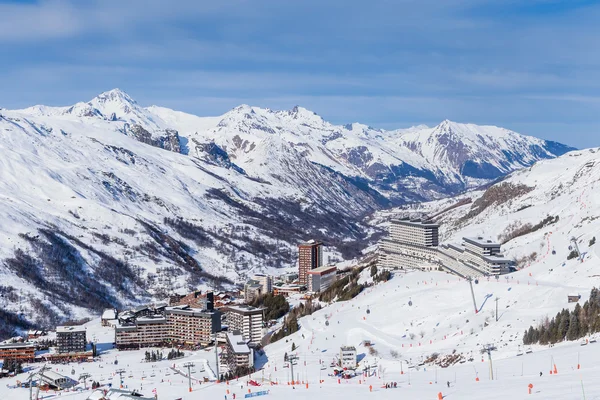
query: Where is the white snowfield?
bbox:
[12,89,563,191]
[375,147,600,271]
[5,241,600,400]
[0,90,592,399]
[0,89,570,327]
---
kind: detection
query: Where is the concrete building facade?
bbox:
[339,346,357,369]
[252,274,273,295]
[298,240,323,285]
[0,343,35,362]
[381,217,512,277]
[115,304,221,349]
[225,305,265,346]
[243,280,263,303]
[56,326,87,354]
[224,330,254,371]
[306,265,337,292]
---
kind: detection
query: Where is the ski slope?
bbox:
[4,246,600,400]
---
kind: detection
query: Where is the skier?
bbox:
[539,372,543,377]
[447,381,450,388]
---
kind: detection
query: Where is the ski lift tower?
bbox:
[570,237,582,261]
[28,364,50,400]
[467,277,478,314]
[482,344,494,380]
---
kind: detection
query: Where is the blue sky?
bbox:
[1,0,599,148]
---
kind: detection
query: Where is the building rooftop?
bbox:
[165,306,217,317]
[463,237,501,248]
[226,305,265,314]
[307,265,337,275]
[132,305,150,313]
[391,218,440,228]
[442,243,462,251]
[40,369,69,382]
[226,331,251,354]
[0,342,35,349]
[273,284,303,291]
[136,316,167,324]
[299,239,323,246]
[102,309,117,320]
[56,326,86,334]
[481,255,513,264]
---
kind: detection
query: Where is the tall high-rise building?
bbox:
[56,326,87,353]
[224,305,265,346]
[252,274,273,294]
[298,239,323,285]
[380,216,512,276]
[381,218,440,270]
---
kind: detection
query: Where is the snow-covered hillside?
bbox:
[0,89,574,337]
[12,89,573,203]
[3,147,600,398]
[374,147,600,272]
[5,265,600,400]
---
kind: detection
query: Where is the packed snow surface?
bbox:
[4,234,600,399]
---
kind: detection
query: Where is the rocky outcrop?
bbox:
[126,124,181,153]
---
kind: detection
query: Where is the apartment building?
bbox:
[56,326,87,354]
[298,240,323,285]
[381,218,440,271]
[252,274,272,295]
[165,305,221,345]
[389,218,439,247]
[0,343,35,362]
[381,217,512,277]
[339,346,357,369]
[115,304,221,349]
[243,280,263,303]
[224,330,254,371]
[224,305,265,346]
[460,237,512,275]
[169,291,215,309]
[306,265,337,292]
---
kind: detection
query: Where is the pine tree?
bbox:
[370,265,378,277]
[557,310,570,342]
[566,311,580,341]
[539,325,549,345]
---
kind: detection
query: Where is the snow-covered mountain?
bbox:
[0,89,574,337]
[15,89,574,202]
[373,147,600,269]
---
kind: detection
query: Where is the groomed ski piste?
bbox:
[4,252,600,400]
[3,149,600,399]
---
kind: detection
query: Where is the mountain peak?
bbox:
[437,119,456,128]
[92,88,137,105]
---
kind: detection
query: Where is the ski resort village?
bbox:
[0,65,595,400]
[1,138,600,400]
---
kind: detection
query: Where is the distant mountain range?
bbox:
[0,89,575,337]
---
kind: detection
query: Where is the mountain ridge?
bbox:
[0,88,576,337]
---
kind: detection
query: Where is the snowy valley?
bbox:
[0,89,575,336]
